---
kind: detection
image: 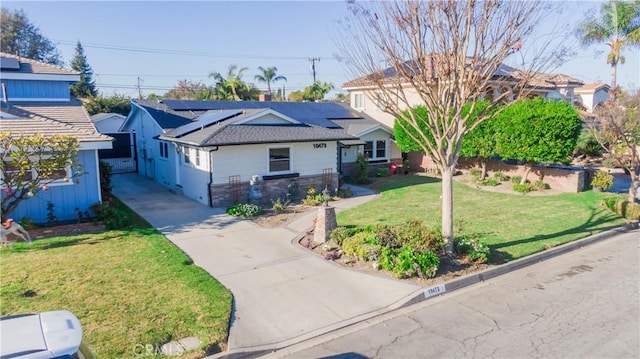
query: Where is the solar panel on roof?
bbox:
[160,100,358,129]
[170,109,242,138]
[0,57,20,70]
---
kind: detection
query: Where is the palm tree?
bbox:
[209,64,250,101]
[254,66,287,94]
[577,0,640,96]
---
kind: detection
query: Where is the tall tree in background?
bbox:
[84,95,131,116]
[337,0,568,255]
[254,66,287,94]
[210,65,250,101]
[0,7,62,66]
[576,0,640,97]
[70,41,98,98]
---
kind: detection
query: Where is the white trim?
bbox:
[91,113,126,123]
[268,146,292,173]
[0,73,79,81]
[79,141,113,150]
[94,150,102,203]
[233,109,301,125]
[3,97,71,102]
[356,125,393,137]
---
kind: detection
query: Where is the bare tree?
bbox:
[337,0,571,255]
[592,90,640,202]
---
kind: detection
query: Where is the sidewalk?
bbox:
[110,175,422,355]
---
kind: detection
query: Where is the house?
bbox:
[343,61,586,128]
[0,52,112,223]
[91,112,126,133]
[120,99,401,207]
[574,82,610,113]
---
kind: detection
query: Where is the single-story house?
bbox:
[0,52,112,223]
[120,99,401,207]
[91,112,127,133]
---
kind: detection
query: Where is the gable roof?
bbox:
[0,100,112,143]
[0,52,79,76]
[90,113,126,123]
[575,82,610,93]
[135,103,193,129]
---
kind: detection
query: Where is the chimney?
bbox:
[258,93,271,102]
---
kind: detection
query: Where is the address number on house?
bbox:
[313,143,327,149]
[424,284,446,299]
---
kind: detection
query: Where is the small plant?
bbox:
[99,161,113,195]
[301,186,327,206]
[330,227,354,246]
[477,178,500,186]
[376,168,390,177]
[354,154,370,184]
[18,216,38,230]
[455,236,491,263]
[271,197,290,214]
[602,158,617,169]
[469,167,482,182]
[226,203,263,217]
[512,183,533,193]
[324,251,341,260]
[493,171,509,182]
[511,175,523,184]
[532,180,548,191]
[396,219,444,252]
[591,171,614,190]
[90,199,132,230]
[46,201,57,225]
[391,246,440,279]
[402,159,411,175]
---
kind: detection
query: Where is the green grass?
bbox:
[0,204,232,358]
[339,175,625,261]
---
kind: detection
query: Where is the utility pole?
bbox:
[137,77,143,99]
[309,58,320,84]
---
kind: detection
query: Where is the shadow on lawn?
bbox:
[368,174,440,192]
[489,208,622,263]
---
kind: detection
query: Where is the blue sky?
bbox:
[4,0,639,98]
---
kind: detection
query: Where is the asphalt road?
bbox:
[268,230,640,359]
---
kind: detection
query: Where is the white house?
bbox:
[574,82,610,113]
[91,112,126,133]
[120,99,400,207]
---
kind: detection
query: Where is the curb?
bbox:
[211,224,636,359]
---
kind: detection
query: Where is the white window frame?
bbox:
[184,146,191,164]
[195,149,200,167]
[159,141,169,159]
[1,160,73,188]
[353,93,365,110]
[363,140,388,162]
[268,147,291,173]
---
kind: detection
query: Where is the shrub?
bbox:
[324,251,341,260]
[455,236,491,263]
[271,197,290,214]
[376,168,390,177]
[392,246,440,279]
[356,243,382,261]
[354,154,370,184]
[615,200,640,221]
[18,216,38,230]
[575,129,602,157]
[90,199,132,230]
[226,203,263,217]
[477,178,500,186]
[591,171,614,190]
[601,195,619,212]
[469,167,482,181]
[396,219,444,252]
[602,158,617,169]
[532,180,548,191]
[341,232,369,257]
[301,186,326,206]
[330,227,353,246]
[493,171,509,182]
[99,161,113,195]
[512,183,533,193]
[370,224,400,248]
[511,175,523,184]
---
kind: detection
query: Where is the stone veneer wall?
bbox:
[407,151,592,193]
[209,173,339,208]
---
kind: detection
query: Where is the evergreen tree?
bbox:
[70,41,97,98]
[1,7,63,65]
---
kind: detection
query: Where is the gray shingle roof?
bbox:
[0,52,79,76]
[1,101,112,142]
[136,104,193,129]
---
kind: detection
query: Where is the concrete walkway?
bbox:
[111,174,421,353]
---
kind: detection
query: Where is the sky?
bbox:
[3,0,639,98]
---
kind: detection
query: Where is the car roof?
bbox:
[0,310,83,359]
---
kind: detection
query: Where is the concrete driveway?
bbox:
[111,174,421,353]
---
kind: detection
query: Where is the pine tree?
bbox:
[70,41,97,98]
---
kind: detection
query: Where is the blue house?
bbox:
[0,52,112,223]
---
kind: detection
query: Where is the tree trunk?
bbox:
[441,166,455,256]
[520,163,533,185]
[629,173,639,203]
[480,158,487,180]
[611,63,617,101]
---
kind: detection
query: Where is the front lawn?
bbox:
[0,208,232,357]
[339,175,625,261]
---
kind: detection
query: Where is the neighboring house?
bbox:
[574,82,610,113]
[120,99,400,207]
[343,61,586,128]
[91,112,126,133]
[0,52,112,223]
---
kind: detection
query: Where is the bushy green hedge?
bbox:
[227,203,263,217]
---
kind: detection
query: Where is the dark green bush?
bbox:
[532,180,548,190]
[370,224,400,248]
[396,219,444,252]
[477,178,500,186]
[99,161,113,195]
[329,227,353,246]
[455,236,491,263]
[376,168,390,177]
[354,154,370,184]
[511,175,523,184]
[90,199,132,230]
[226,203,263,217]
[392,246,440,279]
[493,171,509,182]
[513,183,533,193]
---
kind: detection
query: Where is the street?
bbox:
[268,230,640,359]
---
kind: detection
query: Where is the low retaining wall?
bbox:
[407,152,593,193]
[209,173,339,208]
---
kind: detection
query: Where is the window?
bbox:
[159,142,169,159]
[363,140,387,162]
[354,93,364,109]
[269,148,290,172]
[1,160,71,187]
[195,149,200,166]
[184,147,190,164]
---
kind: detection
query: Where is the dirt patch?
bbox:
[298,234,491,286]
[26,222,106,240]
[251,204,316,228]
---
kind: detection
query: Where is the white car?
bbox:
[0,310,94,359]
